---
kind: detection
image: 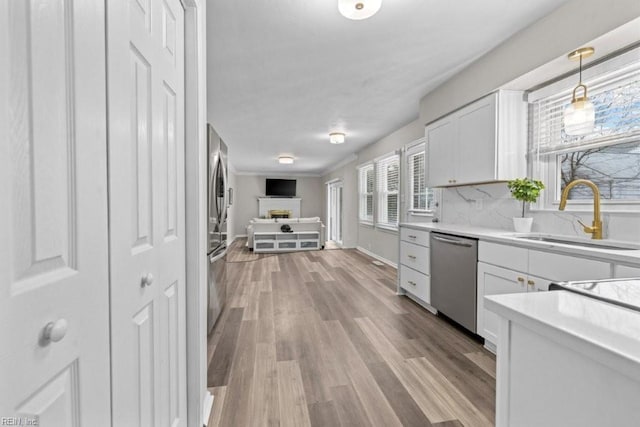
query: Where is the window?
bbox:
[376,154,400,229]
[358,163,374,223]
[529,47,640,209]
[406,142,434,213]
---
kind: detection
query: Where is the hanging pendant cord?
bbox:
[578,55,583,84]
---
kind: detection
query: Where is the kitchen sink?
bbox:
[513,235,640,251]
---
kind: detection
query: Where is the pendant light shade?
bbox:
[563,47,595,136]
[338,0,381,20]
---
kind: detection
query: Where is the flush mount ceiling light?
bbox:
[329,132,346,144]
[278,155,294,165]
[338,0,381,20]
[563,47,596,136]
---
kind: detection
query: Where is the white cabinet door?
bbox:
[426,117,457,187]
[107,0,187,425]
[1,0,111,424]
[526,274,552,292]
[456,94,497,185]
[477,262,527,347]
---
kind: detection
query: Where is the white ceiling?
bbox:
[207,0,570,175]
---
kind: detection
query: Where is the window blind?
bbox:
[358,164,374,222]
[409,151,427,210]
[530,56,640,156]
[376,154,399,228]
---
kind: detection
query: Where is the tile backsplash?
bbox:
[439,182,640,243]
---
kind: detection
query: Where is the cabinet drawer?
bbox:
[528,250,610,281]
[400,241,429,274]
[399,266,430,303]
[479,241,528,272]
[400,227,429,247]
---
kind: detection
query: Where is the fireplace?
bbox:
[268,209,292,219]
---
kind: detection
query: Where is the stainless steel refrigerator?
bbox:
[207,124,228,334]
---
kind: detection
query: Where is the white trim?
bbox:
[405,136,426,151]
[202,391,214,426]
[233,233,248,238]
[183,1,207,426]
[373,149,402,163]
[403,292,438,315]
[325,177,342,185]
[234,171,322,177]
[356,246,398,269]
[356,160,374,169]
[322,153,358,175]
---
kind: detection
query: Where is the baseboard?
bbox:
[203,390,214,426]
[234,234,247,238]
[356,247,397,269]
[404,292,437,315]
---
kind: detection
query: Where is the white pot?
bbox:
[513,217,533,233]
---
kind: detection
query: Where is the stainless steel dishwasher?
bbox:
[430,232,478,333]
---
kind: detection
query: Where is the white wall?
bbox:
[232,175,323,236]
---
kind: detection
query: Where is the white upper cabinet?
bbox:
[426,90,526,187]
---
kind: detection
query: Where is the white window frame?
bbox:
[529,46,640,212]
[357,163,374,224]
[405,139,434,216]
[375,153,400,231]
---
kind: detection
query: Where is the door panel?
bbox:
[1,0,111,424]
[108,0,187,424]
[426,118,456,187]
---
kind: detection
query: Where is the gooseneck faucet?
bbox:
[559,179,603,240]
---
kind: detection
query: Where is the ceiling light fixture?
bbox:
[338,0,381,20]
[329,132,346,144]
[278,155,294,165]
[563,47,595,136]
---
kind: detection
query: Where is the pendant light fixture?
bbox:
[563,47,595,136]
[329,132,346,144]
[338,0,381,20]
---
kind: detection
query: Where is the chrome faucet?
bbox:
[559,179,603,240]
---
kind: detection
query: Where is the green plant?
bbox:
[507,178,545,217]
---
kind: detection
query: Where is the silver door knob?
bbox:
[43,319,68,343]
[141,273,154,287]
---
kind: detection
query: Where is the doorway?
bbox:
[327,180,343,246]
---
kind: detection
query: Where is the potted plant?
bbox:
[507,178,545,233]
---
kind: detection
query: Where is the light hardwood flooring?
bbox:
[207,239,496,426]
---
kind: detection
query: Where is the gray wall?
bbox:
[321,159,359,249]
[321,119,424,263]
[419,0,640,124]
[232,174,323,237]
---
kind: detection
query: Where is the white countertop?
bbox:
[400,222,640,265]
[486,291,640,382]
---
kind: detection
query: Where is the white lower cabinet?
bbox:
[478,242,613,352]
[477,263,528,348]
[613,263,640,278]
[399,265,431,303]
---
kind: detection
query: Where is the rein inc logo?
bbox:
[1,417,38,426]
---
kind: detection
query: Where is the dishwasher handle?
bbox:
[432,235,473,248]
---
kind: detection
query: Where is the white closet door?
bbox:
[107,0,187,425]
[0,0,111,425]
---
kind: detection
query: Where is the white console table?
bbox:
[253,231,320,253]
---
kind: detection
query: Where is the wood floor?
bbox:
[207,239,496,427]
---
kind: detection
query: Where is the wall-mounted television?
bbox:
[266,179,296,197]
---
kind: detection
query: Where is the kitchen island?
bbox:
[486,290,640,426]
